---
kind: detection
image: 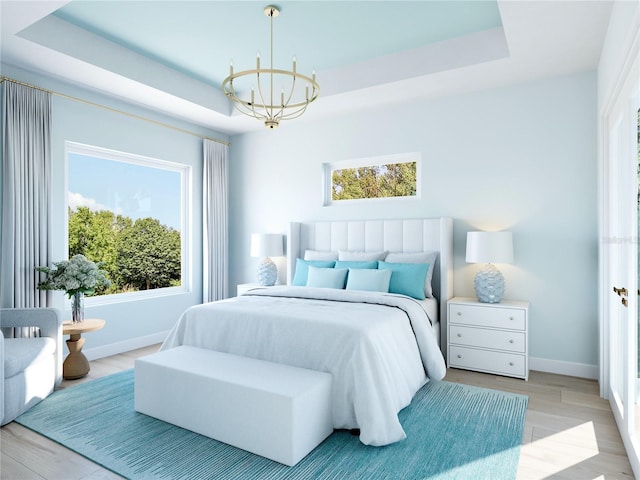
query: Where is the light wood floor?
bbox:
[0,346,635,480]
[445,368,634,479]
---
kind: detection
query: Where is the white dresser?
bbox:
[447,297,529,380]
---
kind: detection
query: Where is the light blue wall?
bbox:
[1,64,228,350]
[1,62,598,367]
[229,71,598,367]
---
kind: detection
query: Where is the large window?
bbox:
[323,153,420,206]
[66,142,190,301]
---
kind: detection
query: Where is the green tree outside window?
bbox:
[332,161,417,201]
[68,207,181,295]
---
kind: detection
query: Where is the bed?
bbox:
[162,217,453,447]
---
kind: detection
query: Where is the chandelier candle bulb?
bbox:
[251,87,255,104]
[293,56,296,73]
[281,89,284,106]
[256,52,260,69]
[229,61,233,76]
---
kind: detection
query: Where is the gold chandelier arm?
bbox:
[227,81,269,121]
[222,69,319,110]
[283,73,297,109]
[232,99,267,121]
[254,72,264,116]
[279,102,309,121]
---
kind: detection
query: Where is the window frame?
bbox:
[64,141,192,306]
[322,152,421,206]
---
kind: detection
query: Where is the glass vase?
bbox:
[71,291,84,324]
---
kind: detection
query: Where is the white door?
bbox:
[604,49,640,475]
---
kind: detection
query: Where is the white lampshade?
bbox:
[250,233,283,258]
[466,231,514,264]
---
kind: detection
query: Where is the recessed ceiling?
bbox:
[0,1,613,135]
[51,1,503,86]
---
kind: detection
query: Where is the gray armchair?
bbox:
[0,308,63,425]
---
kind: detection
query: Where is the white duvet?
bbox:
[161,286,446,446]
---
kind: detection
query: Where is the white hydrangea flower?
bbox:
[36,254,111,297]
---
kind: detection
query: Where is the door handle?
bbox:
[613,286,628,297]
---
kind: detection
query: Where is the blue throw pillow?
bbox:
[346,268,392,293]
[306,266,348,289]
[292,259,336,286]
[377,261,429,300]
[334,260,379,270]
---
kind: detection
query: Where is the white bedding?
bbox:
[161,286,446,446]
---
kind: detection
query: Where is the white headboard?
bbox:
[287,217,453,352]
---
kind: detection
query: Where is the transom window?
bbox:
[323,153,421,206]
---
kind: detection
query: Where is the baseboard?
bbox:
[530,356,598,380]
[83,331,169,361]
[84,340,599,380]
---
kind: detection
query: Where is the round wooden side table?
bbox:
[62,318,105,380]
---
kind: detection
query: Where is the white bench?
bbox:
[134,345,333,466]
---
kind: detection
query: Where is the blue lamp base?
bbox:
[474,263,505,303]
[257,257,278,286]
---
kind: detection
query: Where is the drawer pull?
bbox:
[509,362,514,366]
[509,316,514,321]
[457,333,462,338]
[457,312,462,316]
[509,339,514,344]
[457,354,462,359]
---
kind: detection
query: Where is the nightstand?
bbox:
[447,297,529,380]
[237,283,262,296]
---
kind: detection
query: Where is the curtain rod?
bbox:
[0,76,230,147]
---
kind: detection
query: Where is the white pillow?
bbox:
[384,251,438,298]
[338,250,388,261]
[346,268,392,293]
[306,266,348,289]
[304,249,338,261]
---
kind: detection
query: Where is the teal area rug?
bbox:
[16,370,527,480]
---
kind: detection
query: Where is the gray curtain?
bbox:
[202,139,229,302]
[0,81,52,311]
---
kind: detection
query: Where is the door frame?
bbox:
[598,11,640,476]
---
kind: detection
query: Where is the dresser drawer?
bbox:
[449,346,526,378]
[449,304,525,330]
[449,325,526,353]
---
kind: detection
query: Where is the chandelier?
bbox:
[222,5,320,129]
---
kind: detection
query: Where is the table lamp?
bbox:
[250,233,284,286]
[465,231,513,303]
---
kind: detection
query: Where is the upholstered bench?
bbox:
[134,345,333,466]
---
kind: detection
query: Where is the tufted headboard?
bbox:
[287,217,453,352]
